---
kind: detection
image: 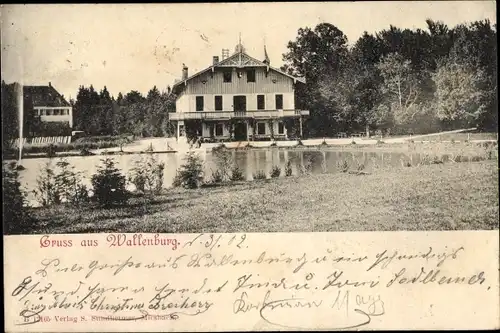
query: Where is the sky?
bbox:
[1,2,496,100]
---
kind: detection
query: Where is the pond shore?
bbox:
[7,136,497,161]
[26,160,498,234]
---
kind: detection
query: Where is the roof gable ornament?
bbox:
[171,40,305,91]
[263,42,270,75]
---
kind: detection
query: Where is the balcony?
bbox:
[169,109,309,121]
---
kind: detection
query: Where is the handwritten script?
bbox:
[5,232,495,331]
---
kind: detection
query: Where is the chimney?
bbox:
[48,81,52,87]
[182,64,188,81]
[213,56,219,65]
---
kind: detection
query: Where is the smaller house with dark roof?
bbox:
[23,82,73,128]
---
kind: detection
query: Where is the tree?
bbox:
[147,86,161,101]
[91,157,129,206]
[351,32,384,68]
[3,162,30,234]
[1,81,19,152]
[123,90,145,105]
[282,23,350,137]
[376,53,423,126]
[432,57,492,128]
[282,23,349,81]
[173,151,204,189]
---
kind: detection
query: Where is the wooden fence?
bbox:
[11,136,72,147]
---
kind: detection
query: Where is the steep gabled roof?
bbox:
[23,85,70,107]
[172,50,305,92]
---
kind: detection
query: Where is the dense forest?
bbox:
[1,19,497,144]
[282,19,497,136]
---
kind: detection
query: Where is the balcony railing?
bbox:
[169,109,309,121]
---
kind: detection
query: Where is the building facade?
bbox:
[169,43,309,141]
[23,82,73,128]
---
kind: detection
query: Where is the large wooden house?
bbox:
[169,42,309,142]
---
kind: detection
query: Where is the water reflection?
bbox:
[17,149,421,206]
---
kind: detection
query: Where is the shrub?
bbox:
[91,157,129,206]
[253,170,267,180]
[33,162,60,206]
[270,165,281,178]
[212,147,233,181]
[80,147,94,156]
[321,139,328,145]
[419,154,432,166]
[3,162,30,234]
[209,169,224,184]
[296,139,304,147]
[400,158,412,167]
[172,172,183,188]
[297,156,313,175]
[212,143,226,152]
[304,156,314,174]
[486,150,494,160]
[230,165,245,181]
[337,160,349,173]
[297,164,307,175]
[128,155,165,195]
[376,139,385,145]
[173,151,204,189]
[284,160,293,176]
[54,159,90,205]
[432,156,444,164]
[470,155,485,162]
[46,143,57,158]
[351,140,357,145]
[452,155,467,163]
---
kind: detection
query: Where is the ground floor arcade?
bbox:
[175,117,304,142]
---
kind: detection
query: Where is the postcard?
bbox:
[2,2,498,331]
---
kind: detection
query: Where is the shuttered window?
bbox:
[247,69,256,82]
[257,95,265,110]
[215,96,223,111]
[196,96,204,111]
[275,94,283,109]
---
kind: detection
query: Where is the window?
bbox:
[257,95,265,110]
[196,96,204,111]
[247,69,256,82]
[46,109,53,115]
[278,122,285,135]
[257,122,266,135]
[215,123,224,136]
[215,96,223,111]
[275,94,283,110]
[223,71,232,82]
[39,109,45,116]
[54,109,60,115]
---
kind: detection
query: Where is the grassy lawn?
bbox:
[27,160,499,234]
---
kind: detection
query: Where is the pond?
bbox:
[17,149,427,207]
